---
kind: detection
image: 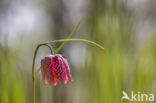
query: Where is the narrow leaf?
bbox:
[54,19,82,54]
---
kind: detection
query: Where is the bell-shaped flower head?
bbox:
[41,54,72,85]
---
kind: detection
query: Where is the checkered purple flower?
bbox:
[41,54,72,85]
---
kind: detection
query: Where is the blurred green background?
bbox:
[0,0,156,103]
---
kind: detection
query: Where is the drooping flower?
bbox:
[41,54,72,85]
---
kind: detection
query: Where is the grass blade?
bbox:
[54,18,82,54]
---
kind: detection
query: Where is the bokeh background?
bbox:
[0,0,156,103]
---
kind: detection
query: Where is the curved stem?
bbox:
[32,44,53,103]
[40,38,104,54]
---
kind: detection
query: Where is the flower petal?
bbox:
[52,55,66,83]
[50,56,58,85]
[41,59,47,84]
[58,55,73,82]
[44,56,55,84]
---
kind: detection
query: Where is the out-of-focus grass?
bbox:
[84,2,156,103]
[0,48,27,103]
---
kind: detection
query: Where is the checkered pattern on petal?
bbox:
[41,54,72,86]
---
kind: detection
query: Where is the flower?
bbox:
[41,54,72,85]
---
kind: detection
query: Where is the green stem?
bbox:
[32,44,53,103]
[40,38,104,53]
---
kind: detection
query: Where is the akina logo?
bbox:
[121,91,155,102]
